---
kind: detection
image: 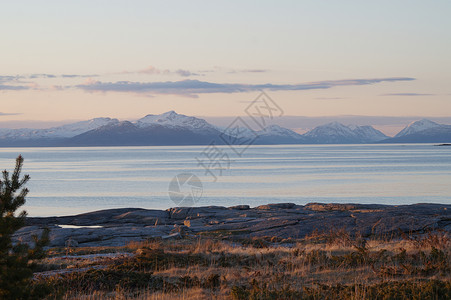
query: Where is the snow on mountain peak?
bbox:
[305,122,354,138]
[304,122,387,143]
[46,118,119,137]
[0,117,119,139]
[350,125,388,142]
[160,110,178,119]
[260,124,302,138]
[135,111,215,131]
[395,119,441,137]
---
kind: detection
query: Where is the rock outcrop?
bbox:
[14,203,451,247]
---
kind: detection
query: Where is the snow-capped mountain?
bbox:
[381,119,451,143]
[305,122,356,143]
[348,125,388,143]
[0,118,118,140]
[39,118,120,138]
[1,112,449,147]
[255,124,308,144]
[135,111,218,134]
[259,124,303,139]
[67,119,228,146]
[395,119,441,137]
[304,122,387,144]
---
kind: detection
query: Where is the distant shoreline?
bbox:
[0,142,448,148]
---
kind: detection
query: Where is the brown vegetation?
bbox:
[31,228,451,299]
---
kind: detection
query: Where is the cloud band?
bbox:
[76,77,415,97]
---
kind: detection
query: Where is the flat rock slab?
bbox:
[15,203,451,247]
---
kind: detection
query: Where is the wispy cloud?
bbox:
[0,84,30,91]
[0,112,21,116]
[0,73,99,91]
[381,93,435,96]
[0,71,416,96]
[118,66,199,77]
[60,74,99,78]
[315,97,348,100]
[244,69,268,73]
[0,75,34,90]
[29,74,57,79]
[174,69,198,77]
[76,77,415,97]
[0,75,21,83]
[227,69,269,74]
[1,73,97,83]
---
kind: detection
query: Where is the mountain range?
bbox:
[0,111,450,146]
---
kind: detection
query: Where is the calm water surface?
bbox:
[0,144,450,217]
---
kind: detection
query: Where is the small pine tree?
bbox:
[0,155,49,299]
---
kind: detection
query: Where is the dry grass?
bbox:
[32,229,451,299]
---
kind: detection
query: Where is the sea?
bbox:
[0,144,450,217]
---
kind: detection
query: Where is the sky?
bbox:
[1,0,450,133]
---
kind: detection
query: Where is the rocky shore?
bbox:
[15,203,451,248]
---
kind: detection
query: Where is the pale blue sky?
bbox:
[1,1,450,126]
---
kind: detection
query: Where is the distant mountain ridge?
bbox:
[66,120,229,146]
[304,122,388,144]
[381,119,451,143]
[395,119,442,137]
[0,118,118,140]
[136,111,218,133]
[0,112,450,146]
